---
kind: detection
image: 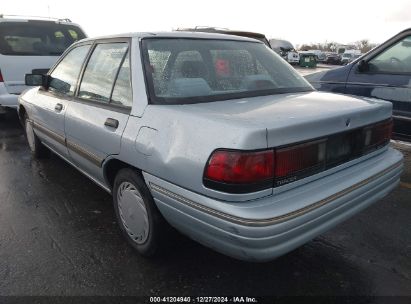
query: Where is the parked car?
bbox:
[19,32,403,262]
[311,49,327,62]
[269,39,300,64]
[341,53,354,64]
[305,28,411,142]
[325,52,341,65]
[299,50,327,63]
[340,50,362,65]
[0,15,86,110]
[176,26,271,47]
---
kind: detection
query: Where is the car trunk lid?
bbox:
[185,91,392,148]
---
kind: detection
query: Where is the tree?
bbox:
[355,39,378,53]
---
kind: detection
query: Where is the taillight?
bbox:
[364,119,392,151]
[203,119,392,194]
[0,70,3,82]
[204,150,274,193]
[275,140,326,179]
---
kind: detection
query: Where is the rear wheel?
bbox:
[113,168,169,257]
[24,115,49,158]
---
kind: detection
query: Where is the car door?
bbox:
[29,43,91,157]
[345,31,411,140]
[64,39,132,183]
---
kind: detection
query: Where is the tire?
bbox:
[24,114,49,158]
[113,168,169,257]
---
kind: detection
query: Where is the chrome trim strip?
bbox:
[42,142,111,193]
[66,140,103,167]
[32,121,66,146]
[314,80,411,88]
[149,161,402,227]
[313,81,392,87]
[393,115,411,122]
[32,120,103,167]
[311,81,347,85]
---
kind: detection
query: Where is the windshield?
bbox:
[142,38,313,105]
[0,21,86,56]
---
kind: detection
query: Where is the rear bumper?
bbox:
[288,58,300,63]
[144,148,403,262]
[0,84,18,108]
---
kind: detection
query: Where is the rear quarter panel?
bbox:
[116,105,270,201]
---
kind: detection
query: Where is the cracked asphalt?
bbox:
[0,110,410,297]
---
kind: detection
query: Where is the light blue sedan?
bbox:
[18,32,403,261]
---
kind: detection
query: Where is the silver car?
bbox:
[18,32,403,262]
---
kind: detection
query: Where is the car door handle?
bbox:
[54,103,63,112]
[104,118,119,129]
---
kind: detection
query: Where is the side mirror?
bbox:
[25,74,49,88]
[357,60,369,73]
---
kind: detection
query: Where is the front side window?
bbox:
[0,21,86,56]
[369,36,411,74]
[49,44,91,96]
[142,38,313,104]
[78,43,128,103]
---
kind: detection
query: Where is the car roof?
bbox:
[0,18,80,27]
[399,28,411,34]
[269,39,294,49]
[174,27,270,46]
[78,31,264,43]
[177,27,267,38]
[0,17,82,28]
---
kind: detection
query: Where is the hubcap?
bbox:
[25,120,35,152]
[117,182,149,244]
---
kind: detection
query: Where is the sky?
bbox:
[2,0,411,46]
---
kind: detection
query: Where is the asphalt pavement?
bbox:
[0,108,410,298]
[294,63,338,76]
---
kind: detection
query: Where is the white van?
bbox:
[0,15,86,109]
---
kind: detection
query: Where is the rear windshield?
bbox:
[0,21,86,56]
[142,38,313,105]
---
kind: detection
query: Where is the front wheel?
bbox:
[24,115,49,158]
[113,168,169,257]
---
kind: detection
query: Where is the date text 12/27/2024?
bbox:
[149,297,258,303]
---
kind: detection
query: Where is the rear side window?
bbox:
[0,21,86,56]
[78,43,128,103]
[111,52,132,107]
[49,44,91,96]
